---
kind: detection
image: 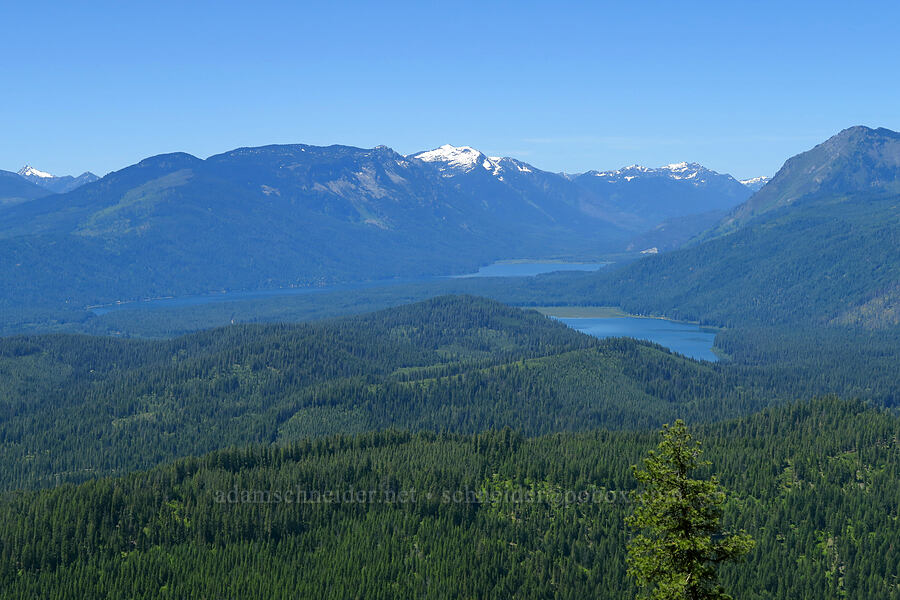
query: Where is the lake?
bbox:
[457,261,608,278]
[555,316,719,362]
[88,261,609,314]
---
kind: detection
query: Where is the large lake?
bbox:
[85,260,718,361]
[556,317,719,362]
[457,262,608,278]
[89,261,609,314]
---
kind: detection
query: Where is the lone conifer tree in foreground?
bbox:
[626,420,754,600]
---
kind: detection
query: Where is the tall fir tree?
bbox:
[626,420,754,599]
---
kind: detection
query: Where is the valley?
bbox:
[6,5,900,597]
[86,260,612,316]
[1,126,898,599]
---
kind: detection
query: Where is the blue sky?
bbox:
[3,0,899,180]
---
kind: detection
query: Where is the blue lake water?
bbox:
[556,317,719,362]
[88,277,425,315]
[458,262,608,278]
[88,262,609,314]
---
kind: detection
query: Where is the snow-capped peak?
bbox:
[18,165,54,179]
[591,164,651,178]
[412,144,511,178]
[413,145,486,171]
[410,145,540,181]
[739,176,771,191]
[589,162,720,185]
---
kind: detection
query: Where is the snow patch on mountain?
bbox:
[411,145,540,180]
[18,165,54,179]
[739,176,771,191]
[413,145,487,173]
[589,162,736,187]
[16,165,100,193]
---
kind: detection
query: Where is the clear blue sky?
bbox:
[3,0,899,180]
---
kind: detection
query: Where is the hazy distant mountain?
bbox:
[0,169,52,208]
[580,126,900,327]
[18,165,99,194]
[722,126,900,231]
[624,209,730,253]
[0,142,760,321]
[411,145,617,239]
[0,144,623,309]
[413,147,752,235]
[739,176,770,191]
[571,162,753,232]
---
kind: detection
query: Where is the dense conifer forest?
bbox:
[1,146,899,597]
[0,398,896,598]
[6,3,900,597]
[1,295,898,598]
[1,296,897,492]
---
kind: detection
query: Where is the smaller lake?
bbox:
[556,317,719,362]
[458,262,608,278]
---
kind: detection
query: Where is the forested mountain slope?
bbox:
[722,125,900,231]
[0,144,613,312]
[528,127,900,328]
[577,190,900,326]
[0,296,731,490]
[1,398,896,599]
[0,141,754,331]
[2,295,898,492]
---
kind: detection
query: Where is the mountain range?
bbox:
[0,169,51,208]
[0,144,760,318]
[567,126,900,328]
[0,127,897,600]
[0,136,896,599]
[572,161,753,230]
[1,166,99,209]
[412,145,759,238]
[17,165,99,194]
[739,176,771,191]
[3,126,896,334]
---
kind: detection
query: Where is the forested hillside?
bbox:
[1,398,896,599]
[1,296,898,492]
[7,4,900,599]
[540,127,900,328]
[461,187,898,330]
[0,142,630,317]
[0,296,733,490]
[579,191,900,326]
[722,126,900,231]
